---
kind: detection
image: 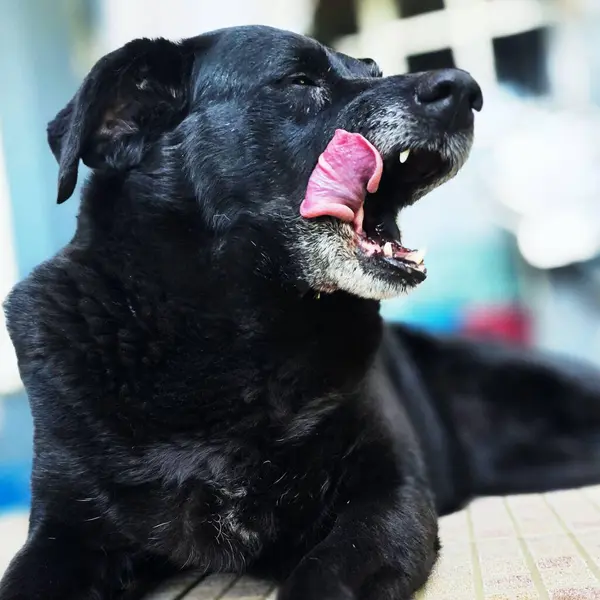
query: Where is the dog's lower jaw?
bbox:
[307,259,411,301]
[294,221,417,301]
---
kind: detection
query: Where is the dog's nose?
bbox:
[415,69,483,127]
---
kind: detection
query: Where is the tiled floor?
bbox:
[2,486,600,599]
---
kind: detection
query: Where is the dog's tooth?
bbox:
[383,242,393,257]
[354,204,365,235]
[405,248,426,264]
[399,149,411,164]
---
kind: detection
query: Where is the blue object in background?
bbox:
[382,302,463,334]
[0,393,32,511]
[0,463,31,511]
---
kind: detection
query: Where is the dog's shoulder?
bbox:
[4,244,173,408]
[4,249,89,356]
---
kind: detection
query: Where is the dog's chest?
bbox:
[206,485,262,548]
[130,408,353,568]
[202,468,331,539]
[163,462,335,568]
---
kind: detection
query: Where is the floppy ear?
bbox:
[47,38,193,204]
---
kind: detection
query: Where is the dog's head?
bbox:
[48,26,481,300]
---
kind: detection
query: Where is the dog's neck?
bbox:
[75,175,384,404]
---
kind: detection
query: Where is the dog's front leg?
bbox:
[277,485,439,600]
[0,519,175,600]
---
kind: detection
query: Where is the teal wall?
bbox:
[0,0,89,511]
[0,0,81,278]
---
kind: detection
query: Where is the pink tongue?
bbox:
[300,130,383,225]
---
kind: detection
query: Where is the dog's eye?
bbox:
[288,74,317,87]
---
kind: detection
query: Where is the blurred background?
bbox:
[1,0,600,516]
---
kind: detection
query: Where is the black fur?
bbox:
[1,26,599,600]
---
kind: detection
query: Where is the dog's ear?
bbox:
[48,38,193,204]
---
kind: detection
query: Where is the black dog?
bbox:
[1,25,600,600]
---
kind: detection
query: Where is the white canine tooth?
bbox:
[406,248,426,264]
[399,149,411,164]
[354,204,365,235]
[383,242,393,257]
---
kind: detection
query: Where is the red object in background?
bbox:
[461,305,532,346]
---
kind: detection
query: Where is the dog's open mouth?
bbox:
[300,130,452,282]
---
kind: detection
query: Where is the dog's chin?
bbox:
[296,219,422,301]
[296,131,473,301]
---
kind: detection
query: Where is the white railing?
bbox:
[338,0,555,86]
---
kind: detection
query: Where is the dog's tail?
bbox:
[388,324,600,514]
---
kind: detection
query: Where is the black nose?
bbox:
[415,69,483,127]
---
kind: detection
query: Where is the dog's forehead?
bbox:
[191,25,376,80]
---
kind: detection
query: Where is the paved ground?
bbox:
[2,486,600,599]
